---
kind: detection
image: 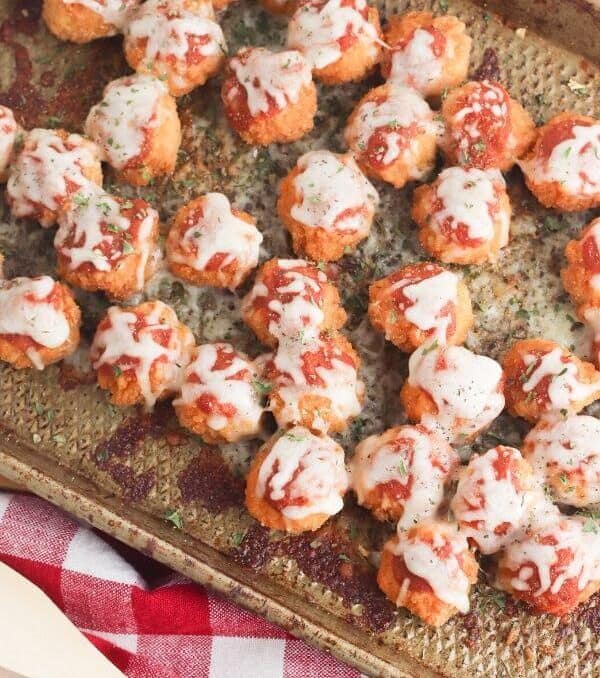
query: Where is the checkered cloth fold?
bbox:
[0,492,358,678]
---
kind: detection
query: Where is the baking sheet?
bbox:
[0,0,599,675]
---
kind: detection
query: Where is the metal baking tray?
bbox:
[0,0,599,675]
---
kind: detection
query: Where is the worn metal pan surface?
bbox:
[0,0,599,675]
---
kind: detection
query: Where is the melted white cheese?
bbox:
[256,426,348,519]
[407,343,505,441]
[524,123,600,197]
[85,74,167,170]
[433,167,508,243]
[126,0,225,90]
[345,85,434,172]
[389,27,448,92]
[0,106,19,176]
[242,259,327,341]
[451,446,533,554]
[351,425,457,528]
[7,129,100,223]
[291,150,378,233]
[62,0,137,30]
[229,48,312,117]
[272,333,363,432]
[389,520,472,613]
[521,347,599,411]
[91,301,191,408]
[287,0,379,69]
[169,193,262,289]
[174,343,263,432]
[0,276,70,368]
[524,415,600,506]
[55,185,156,291]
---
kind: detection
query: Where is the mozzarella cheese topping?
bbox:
[55,185,157,291]
[389,521,472,613]
[85,74,167,170]
[169,193,262,288]
[291,150,378,233]
[407,343,505,440]
[389,268,459,341]
[0,106,19,176]
[62,0,138,30]
[174,343,263,432]
[7,129,100,222]
[524,415,600,506]
[0,277,70,369]
[526,123,600,197]
[91,302,191,408]
[521,347,599,411]
[287,0,379,70]
[502,517,599,597]
[126,0,225,89]
[351,426,457,528]
[256,426,348,520]
[243,259,327,341]
[451,446,532,554]
[432,166,508,243]
[271,334,363,432]
[389,27,448,91]
[229,48,312,117]
[345,85,434,171]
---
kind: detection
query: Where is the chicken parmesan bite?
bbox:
[400,343,505,443]
[381,12,471,98]
[55,186,159,300]
[42,0,138,43]
[450,446,535,554]
[519,113,600,211]
[350,424,459,524]
[0,276,80,370]
[287,0,382,85]
[412,167,512,265]
[440,80,535,171]
[277,150,378,261]
[7,129,102,228]
[523,415,600,508]
[166,193,262,290]
[267,331,364,434]
[502,339,600,424]
[85,74,181,187]
[245,426,349,533]
[222,47,316,146]
[343,84,437,188]
[123,0,226,98]
[90,301,195,409]
[495,514,600,616]
[0,106,21,182]
[563,218,600,312]
[377,520,478,627]
[241,258,346,347]
[174,343,264,443]
[368,262,473,353]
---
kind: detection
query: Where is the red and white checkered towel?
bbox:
[0,492,359,678]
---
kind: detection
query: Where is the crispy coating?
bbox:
[562,218,600,312]
[0,279,81,369]
[241,258,346,348]
[42,0,135,43]
[377,522,478,627]
[381,12,471,97]
[440,80,535,171]
[368,262,473,352]
[502,339,600,423]
[344,83,437,188]
[412,167,512,265]
[519,113,600,211]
